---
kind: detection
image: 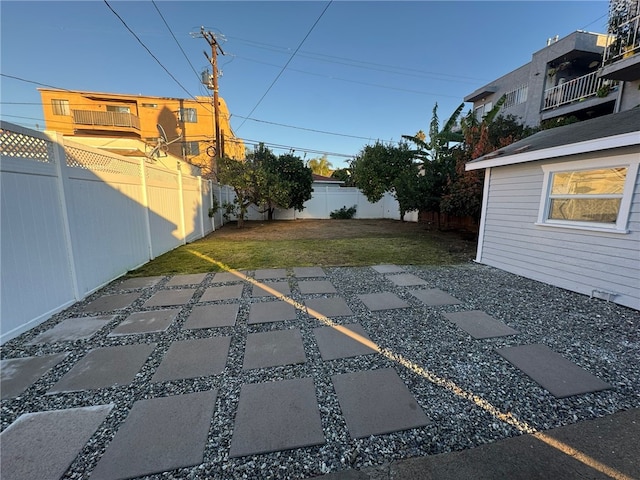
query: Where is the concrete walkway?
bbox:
[1,265,637,479]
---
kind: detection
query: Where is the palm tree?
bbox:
[307,155,333,176]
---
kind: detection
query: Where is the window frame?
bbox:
[51,99,70,116]
[178,107,198,123]
[536,156,639,233]
[182,141,200,156]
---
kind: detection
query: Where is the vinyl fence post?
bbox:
[177,162,187,245]
[139,158,154,260]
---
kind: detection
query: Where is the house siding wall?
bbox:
[478,150,640,310]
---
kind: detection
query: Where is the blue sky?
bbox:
[1,1,609,169]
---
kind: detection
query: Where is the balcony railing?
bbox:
[542,71,617,110]
[72,110,141,130]
[604,14,640,64]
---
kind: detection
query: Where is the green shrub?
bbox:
[330,205,357,219]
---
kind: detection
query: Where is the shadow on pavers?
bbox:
[313,408,640,480]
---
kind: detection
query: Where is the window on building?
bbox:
[182,141,200,156]
[107,105,130,113]
[503,85,528,109]
[178,108,197,123]
[141,103,158,108]
[52,99,70,116]
[538,158,639,232]
[474,102,492,121]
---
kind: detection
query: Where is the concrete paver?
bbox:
[115,276,163,290]
[299,280,337,294]
[49,344,156,393]
[293,267,326,277]
[496,344,611,398]
[151,337,231,382]
[1,353,68,400]
[248,300,297,324]
[305,297,354,318]
[409,288,461,306]
[165,273,207,286]
[314,323,377,360]
[243,328,306,369]
[91,391,216,479]
[443,310,519,339]
[27,315,115,344]
[331,368,430,438]
[144,288,196,306]
[82,292,142,313]
[372,265,405,273]
[212,271,243,283]
[183,303,239,329]
[200,284,244,301]
[254,268,288,279]
[108,308,179,336]
[252,281,292,297]
[0,404,114,480]
[229,377,324,457]
[358,292,409,311]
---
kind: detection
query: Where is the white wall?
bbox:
[1,122,213,343]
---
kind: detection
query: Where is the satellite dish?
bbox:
[146,124,182,160]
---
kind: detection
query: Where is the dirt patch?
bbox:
[209,219,478,262]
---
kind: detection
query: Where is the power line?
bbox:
[236,1,333,131]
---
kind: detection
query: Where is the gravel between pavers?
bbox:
[1,263,639,479]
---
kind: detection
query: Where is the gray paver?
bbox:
[49,344,156,393]
[386,273,429,287]
[299,280,337,294]
[108,309,179,336]
[305,297,353,318]
[314,323,377,360]
[443,310,519,339]
[183,304,239,329]
[248,301,297,324]
[252,281,292,297]
[116,276,163,290]
[254,268,288,279]
[152,336,231,382]
[144,288,195,306]
[91,391,216,480]
[27,315,115,344]
[83,292,142,313]
[332,368,430,438]
[212,271,243,283]
[358,292,409,311]
[0,404,114,480]
[165,273,207,286]
[229,377,324,457]
[293,266,326,277]
[496,344,612,398]
[200,284,244,302]
[372,264,405,273]
[1,353,68,400]
[243,329,306,370]
[409,288,461,306]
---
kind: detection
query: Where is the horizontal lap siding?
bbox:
[479,158,640,310]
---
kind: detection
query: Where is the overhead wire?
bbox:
[236,0,333,131]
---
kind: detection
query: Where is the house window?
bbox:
[538,158,639,232]
[141,103,158,108]
[178,108,197,123]
[52,99,70,116]
[107,105,130,113]
[182,141,200,156]
[474,102,492,121]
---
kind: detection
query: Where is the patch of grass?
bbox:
[128,224,474,277]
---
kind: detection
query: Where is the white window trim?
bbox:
[536,155,639,234]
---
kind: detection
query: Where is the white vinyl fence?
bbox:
[1,122,415,343]
[1,122,215,343]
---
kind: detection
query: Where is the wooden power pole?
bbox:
[200,27,225,173]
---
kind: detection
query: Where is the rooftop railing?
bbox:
[604,14,640,64]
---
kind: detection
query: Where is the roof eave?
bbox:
[465,131,640,171]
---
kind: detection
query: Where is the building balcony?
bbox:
[72,110,141,131]
[542,71,617,111]
[601,14,640,80]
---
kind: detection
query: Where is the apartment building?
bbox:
[39,88,245,175]
[464,28,639,128]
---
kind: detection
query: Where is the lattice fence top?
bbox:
[65,145,141,177]
[0,128,54,163]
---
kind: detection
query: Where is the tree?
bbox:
[331,167,354,185]
[261,152,313,220]
[307,155,333,176]
[351,141,418,220]
[217,156,261,228]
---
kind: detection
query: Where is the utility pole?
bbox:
[199,27,225,176]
